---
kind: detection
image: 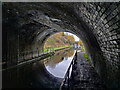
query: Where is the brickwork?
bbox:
[74,2,120,69]
[2,2,120,88]
[73,3,120,88]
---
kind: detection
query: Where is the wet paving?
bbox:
[70,52,106,89]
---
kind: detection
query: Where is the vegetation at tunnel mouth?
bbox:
[44,32,84,53]
[44,32,75,52]
[43,46,72,52]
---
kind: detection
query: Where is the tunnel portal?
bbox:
[2,2,120,88]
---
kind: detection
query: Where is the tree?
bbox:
[78,40,83,46]
[66,35,75,44]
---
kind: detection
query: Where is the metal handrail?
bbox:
[60,51,77,90]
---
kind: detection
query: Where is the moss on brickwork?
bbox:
[84,53,94,68]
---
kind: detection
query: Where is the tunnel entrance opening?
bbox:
[43,32,83,52]
[42,32,84,78]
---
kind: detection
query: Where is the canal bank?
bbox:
[2,48,75,88]
[2,47,71,71]
[2,48,107,89]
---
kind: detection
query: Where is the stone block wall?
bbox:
[73,2,120,88]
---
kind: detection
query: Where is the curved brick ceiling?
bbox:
[2,2,120,88]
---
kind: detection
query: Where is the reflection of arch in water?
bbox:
[2,59,63,88]
[33,61,63,88]
[66,49,75,57]
[44,50,76,78]
[43,48,76,78]
[44,48,74,68]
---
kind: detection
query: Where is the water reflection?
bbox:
[44,48,75,78]
[2,48,75,88]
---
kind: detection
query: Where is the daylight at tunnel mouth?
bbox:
[2,2,120,89]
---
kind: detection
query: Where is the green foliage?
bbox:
[44,46,68,52]
[80,46,85,51]
[84,53,94,68]
[44,32,74,49]
[49,38,55,43]
[44,48,54,52]
[62,32,65,36]
[84,53,90,61]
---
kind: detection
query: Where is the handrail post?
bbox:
[67,70,69,90]
[76,51,77,60]
[74,51,77,64]
[23,52,25,61]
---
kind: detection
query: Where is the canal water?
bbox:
[2,48,75,88]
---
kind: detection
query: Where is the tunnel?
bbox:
[2,2,120,88]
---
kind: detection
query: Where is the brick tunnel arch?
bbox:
[2,2,120,88]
